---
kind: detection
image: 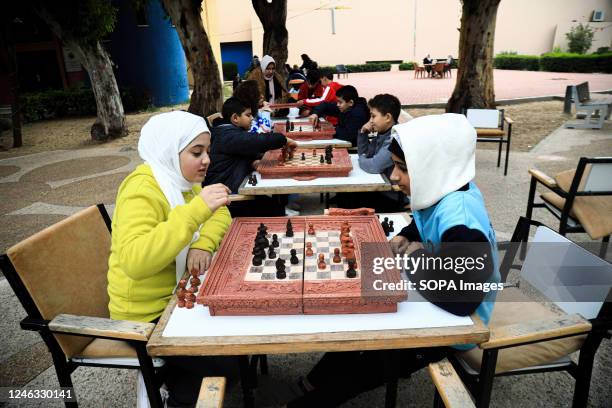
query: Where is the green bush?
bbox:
[222,62,238,81]
[20,88,152,123]
[540,52,612,73]
[565,23,594,54]
[494,54,540,70]
[399,62,415,70]
[320,63,392,73]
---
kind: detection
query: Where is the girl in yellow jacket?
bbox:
[107,111,237,406]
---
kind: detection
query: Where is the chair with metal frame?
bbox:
[0,204,165,407]
[464,108,513,176]
[525,156,612,257]
[448,216,612,408]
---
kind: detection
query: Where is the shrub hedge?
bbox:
[399,62,415,70]
[20,88,152,123]
[539,52,612,73]
[494,55,540,70]
[493,52,612,73]
[319,63,392,74]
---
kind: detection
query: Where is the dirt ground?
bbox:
[0,100,569,159]
[410,100,571,152]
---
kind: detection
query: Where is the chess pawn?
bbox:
[389,220,395,232]
[305,242,314,256]
[268,246,277,259]
[312,149,317,157]
[320,155,324,163]
[333,248,342,263]
[346,266,357,279]
[307,223,315,235]
[276,269,286,279]
[317,254,326,270]
[301,152,306,160]
[290,249,299,265]
[272,234,279,247]
[178,279,187,289]
[190,277,201,287]
[252,256,263,266]
[299,126,302,132]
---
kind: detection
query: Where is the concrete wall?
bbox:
[212,0,612,67]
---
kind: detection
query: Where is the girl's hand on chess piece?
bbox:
[187,248,213,275]
[199,183,230,212]
[308,114,319,127]
[251,160,261,169]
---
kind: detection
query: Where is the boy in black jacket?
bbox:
[308,85,369,146]
[205,97,297,216]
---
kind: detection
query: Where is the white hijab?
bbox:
[261,55,276,103]
[391,113,476,211]
[138,111,210,284]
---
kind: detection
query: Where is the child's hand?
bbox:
[296,100,305,107]
[199,183,230,212]
[261,101,272,112]
[361,121,374,134]
[187,249,213,275]
[285,137,298,152]
[252,160,261,169]
[308,114,319,127]
[390,235,410,255]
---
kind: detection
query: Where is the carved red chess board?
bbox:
[256,147,352,180]
[273,121,335,140]
[198,216,406,316]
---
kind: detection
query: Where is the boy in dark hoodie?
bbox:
[205,97,297,216]
[308,85,369,146]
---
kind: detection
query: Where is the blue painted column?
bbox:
[109,0,189,106]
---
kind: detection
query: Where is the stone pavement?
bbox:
[0,122,611,407]
[338,69,612,105]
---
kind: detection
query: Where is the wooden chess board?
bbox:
[273,121,335,140]
[269,102,300,109]
[198,216,406,316]
[256,147,352,180]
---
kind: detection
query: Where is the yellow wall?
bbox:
[210,0,612,68]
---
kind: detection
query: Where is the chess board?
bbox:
[269,102,300,109]
[256,147,352,180]
[273,121,335,140]
[198,216,406,316]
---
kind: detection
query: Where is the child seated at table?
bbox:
[284,114,500,408]
[308,85,369,146]
[204,97,297,217]
[336,93,406,212]
[233,80,272,133]
[296,69,324,116]
[298,72,343,124]
[107,111,238,406]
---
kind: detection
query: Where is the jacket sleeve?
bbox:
[190,205,232,253]
[312,102,340,118]
[303,85,332,107]
[356,131,370,155]
[114,180,213,281]
[297,83,309,100]
[215,127,287,157]
[335,108,368,144]
[357,135,393,174]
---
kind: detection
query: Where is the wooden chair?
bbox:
[525,157,612,256]
[196,377,226,408]
[429,358,475,407]
[336,64,349,79]
[206,112,223,128]
[449,217,612,408]
[443,64,452,78]
[0,205,165,408]
[414,64,426,79]
[465,108,513,176]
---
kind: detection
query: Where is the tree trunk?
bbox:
[1,20,22,147]
[162,0,222,117]
[446,0,501,113]
[252,0,289,83]
[33,5,126,141]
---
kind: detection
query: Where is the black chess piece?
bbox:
[346,259,357,278]
[290,249,299,265]
[272,234,279,247]
[268,246,277,259]
[325,157,332,165]
[275,258,286,279]
[290,121,295,131]
[389,220,395,232]
[381,218,390,237]
[252,255,263,266]
[320,155,324,163]
[256,234,269,248]
[286,220,294,237]
[301,152,306,160]
[285,119,290,131]
[299,126,302,132]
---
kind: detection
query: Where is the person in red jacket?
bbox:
[296,70,323,116]
[298,71,343,121]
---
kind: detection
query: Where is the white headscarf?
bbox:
[261,55,276,103]
[138,111,210,284]
[391,113,476,211]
